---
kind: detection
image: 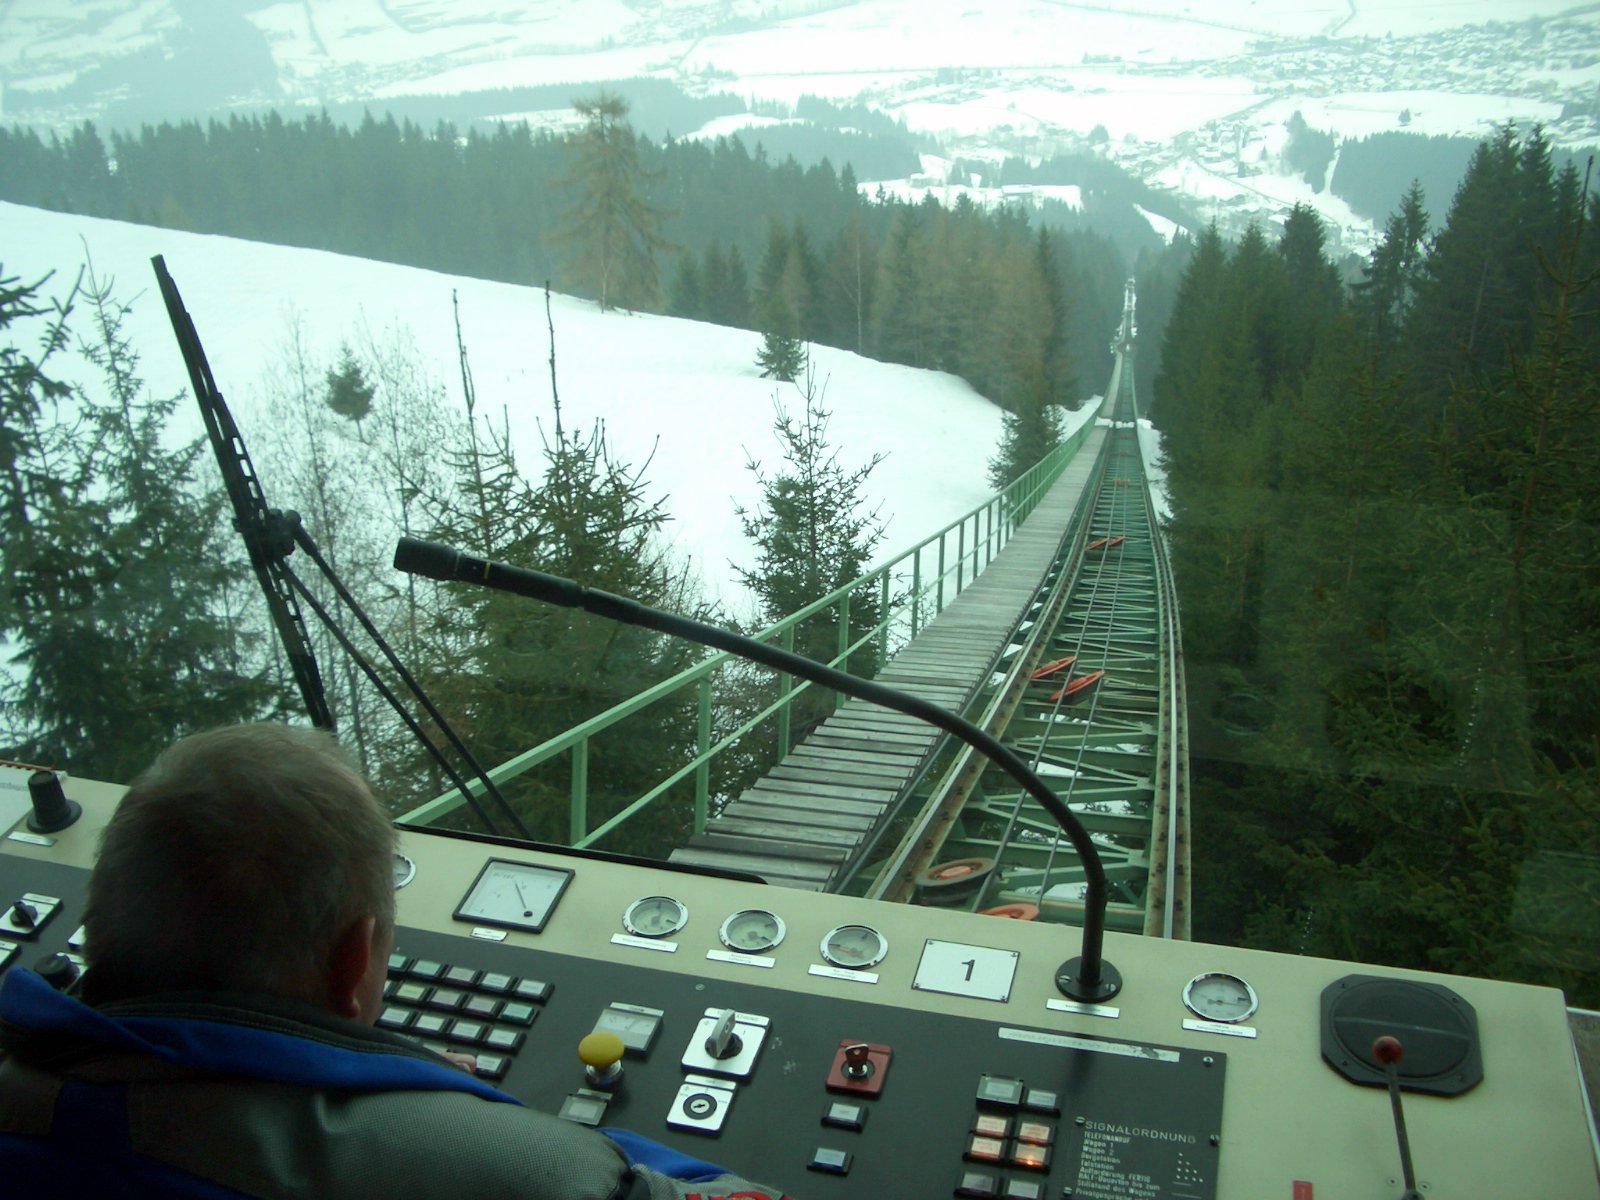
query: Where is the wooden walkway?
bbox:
[669,427,1109,890]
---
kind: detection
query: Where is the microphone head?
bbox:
[393,538,458,581]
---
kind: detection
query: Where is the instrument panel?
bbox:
[2,774,1597,1199]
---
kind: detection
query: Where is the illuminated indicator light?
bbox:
[1016,1120,1054,1146]
[965,1135,1007,1163]
[1011,1142,1052,1172]
[972,1114,1012,1138]
[394,982,429,1004]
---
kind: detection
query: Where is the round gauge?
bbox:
[393,853,415,890]
[820,923,888,970]
[719,908,786,954]
[622,895,688,938]
[1183,972,1259,1023]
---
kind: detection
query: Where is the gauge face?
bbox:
[622,895,688,938]
[454,859,574,933]
[719,908,785,954]
[1183,972,1259,1023]
[820,923,888,969]
[393,853,416,890]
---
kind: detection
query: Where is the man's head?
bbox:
[82,723,397,1021]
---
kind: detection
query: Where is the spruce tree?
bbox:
[324,342,375,425]
[736,368,886,734]
[404,294,707,853]
[553,93,670,312]
[1,265,275,778]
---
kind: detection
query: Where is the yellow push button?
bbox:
[579,1031,625,1087]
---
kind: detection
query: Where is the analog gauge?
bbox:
[820,923,888,970]
[1183,972,1259,1023]
[393,853,416,890]
[622,895,688,938]
[719,908,786,954]
[454,859,574,933]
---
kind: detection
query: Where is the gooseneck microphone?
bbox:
[393,537,1122,1002]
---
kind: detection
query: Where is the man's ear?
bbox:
[327,914,378,1021]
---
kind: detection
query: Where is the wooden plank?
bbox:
[779,752,909,781]
[669,846,836,884]
[703,817,863,848]
[687,832,846,863]
[740,786,889,816]
[788,745,922,770]
[749,777,896,806]
[723,809,876,838]
[716,812,870,838]
[666,849,828,890]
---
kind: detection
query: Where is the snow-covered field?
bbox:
[1,201,1023,617]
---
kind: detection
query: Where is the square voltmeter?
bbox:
[454,859,574,933]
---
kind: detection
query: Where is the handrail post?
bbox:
[878,571,890,665]
[912,552,922,637]
[695,676,712,833]
[938,536,947,612]
[836,592,851,711]
[777,626,794,758]
[569,738,589,844]
[957,519,966,595]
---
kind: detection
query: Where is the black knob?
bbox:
[27,770,81,834]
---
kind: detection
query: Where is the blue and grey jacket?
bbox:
[0,968,791,1199]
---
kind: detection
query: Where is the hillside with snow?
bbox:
[0,200,1043,617]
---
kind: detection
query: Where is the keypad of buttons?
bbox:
[384,951,551,1076]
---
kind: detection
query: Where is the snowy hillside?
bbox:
[0,201,1019,617]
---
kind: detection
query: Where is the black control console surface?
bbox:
[390,924,1227,1199]
[5,783,1598,1200]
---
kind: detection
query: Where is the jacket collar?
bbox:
[0,968,515,1104]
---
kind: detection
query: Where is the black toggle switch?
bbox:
[27,770,81,834]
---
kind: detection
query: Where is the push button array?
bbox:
[957,1076,1059,1196]
[379,951,552,1080]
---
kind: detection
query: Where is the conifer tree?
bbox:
[404,293,707,852]
[669,251,703,319]
[736,368,886,735]
[554,93,670,312]
[325,342,375,426]
[1,265,275,778]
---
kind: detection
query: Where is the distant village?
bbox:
[865,12,1599,258]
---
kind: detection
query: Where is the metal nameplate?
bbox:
[1001,1026,1180,1063]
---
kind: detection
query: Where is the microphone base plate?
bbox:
[1055,957,1123,1003]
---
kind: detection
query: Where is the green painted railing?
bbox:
[399,419,1099,849]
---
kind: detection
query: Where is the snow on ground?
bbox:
[1253,91,1570,143]
[1136,206,1182,243]
[0,201,1015,619]
[683,114,801,142]
[891,75,1262,146]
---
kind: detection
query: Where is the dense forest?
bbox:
[0,100,1146,404]
[1155,128,1599,1003]
[1332,128,1592,228]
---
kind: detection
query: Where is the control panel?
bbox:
[3,773,1598,1198]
